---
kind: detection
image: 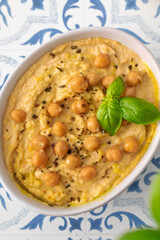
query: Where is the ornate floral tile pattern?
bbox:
[0,0,160,239]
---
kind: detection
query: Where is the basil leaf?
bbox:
[107,76,125,99]
[97,99,122,135]
[119,97,160,125]
[119,229,160,240]
[150,173,160,226]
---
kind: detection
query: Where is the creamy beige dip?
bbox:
[2,38,158,206]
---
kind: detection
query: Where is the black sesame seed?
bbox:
[68,149,72,154]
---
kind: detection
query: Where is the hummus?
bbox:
[2,38,159,206]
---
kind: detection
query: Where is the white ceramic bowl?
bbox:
[0,27,160,216]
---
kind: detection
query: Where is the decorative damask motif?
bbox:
[0,0,159,239]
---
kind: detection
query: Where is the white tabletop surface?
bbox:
[0,0,160,239]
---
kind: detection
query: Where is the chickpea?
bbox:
[79,165,97,181]
[121,119,129,126]
[102,75,115,88]
[86,72,100,86]
[94,53,110,68]
[31,135,49,150]
[123,136,139,153]
[32,149,48,168]
[70,75,88,93]
[126,71,142,86]
[54,140,69,158]
[43,171,60,187]
[123,87,136,97]
[86,116,101,133]
[11,109,26,123]
[47,103,62,117]
[106,146,123,162]
[84,136,100,151]
[65,154,81,170]
[53,122,67,137]
[71,99,89,115]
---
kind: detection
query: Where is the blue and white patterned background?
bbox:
[0,0,160,239]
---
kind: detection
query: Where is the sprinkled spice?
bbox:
[71,45,78,50]
[76,49,81,53]
[67,106,70,109]
[20,129,24,134]
[60,104,65,108]
[57,67,63,72]
[128,65,132,70]
[42,101,46,104]
[6,129,8,132]
[69,128,73,132]
[52,143,54,147]
[113,64,118,69]
[35,104,39,107]
[60,60,63,63]
[49,74,52,78]
[81,56,84,61]
[131,58,133,62]
[45,86,52,92]
[114,54,118,57]
[58,85,66,88]
[47,121,50,124]
[22,175,26,180]
[76,128,80,131]
[80,72,84,77]
[122,74,125,77]
[48,133,52,137]
[32,114,38,119]
[49,53,55,58]
[75,146,79,154]
[71,117,75,121]
[54,161,58,167]
[65,184,71,189]
[135,63,138,67]
[42,106,44,109]
[107,141,111,144]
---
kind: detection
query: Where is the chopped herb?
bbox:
[68,149,72,154]
[71,45,78,50]
[49,53,55,58]
[42,101,46,104]
[128,65,132,70]
[113,64,118,69]
[57,67,63,72]
[45,86,52,92]
[49,74,52,78]
[135,63,138,67]
[59,85,66,88]
[32,114,38,119]
[80,72,84,76]
[75,146,79,154]
[81,56,84,61]
[76,49,81,53]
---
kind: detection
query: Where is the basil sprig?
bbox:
[97,76,160,135]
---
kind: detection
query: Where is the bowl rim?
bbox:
[0,26,160,216]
